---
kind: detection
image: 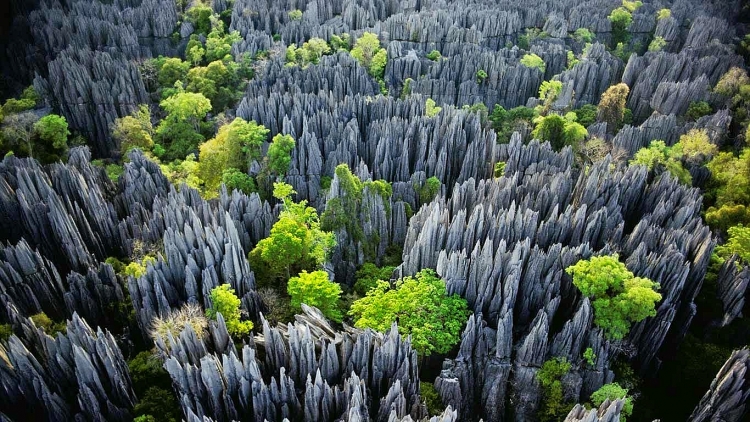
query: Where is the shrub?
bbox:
[127,351,172,393]
[425,98,442,117]
[489,105,538,143]
[150,303,208,342]
[657,8,671,20]
[267,134,296,176]
[583,347,597,366]
[598,83,630,131]
[476,69,488,83]
[0,324,12,341]
[648,36,667,52]
[133,386,181,422]
[207,284,254,337]
[520,54,545,72]
[349,269,470,356]
[573,28,595,43]
[288,9,303,21]
[590,383,633,420]
[426,50,441,61]
[715,225,750,263]
[34,114,70,152]
[566,255,661,340]
[685,101,712,121]
[537,357,572,421]
[574,104,599,128]
[30,312,67,336]
[420,382,445,416]
[608,7,633,47]
[354,263,395,296]
[222,168,256,194]
[417,176,441,203]
[494,161,506,178]
[287,270,343,321]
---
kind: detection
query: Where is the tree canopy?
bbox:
[287,270,343,321]
[566,255,661,340]
[348,269,470,356]
[206,284,253,337]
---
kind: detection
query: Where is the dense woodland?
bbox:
[0,0,749,421]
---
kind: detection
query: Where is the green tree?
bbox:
[222,168,257,194]
[349,268,470,356]
[648,36,667,52]
[0,323,12,341]
[573,28,595,43]
[155,92,211,161]
[330,34,351,51]
[34,114,70,151]
[287,270,343,321]
[351,32,387,79]
[30,312,67,336]
[685,101,712,121]
[520,53,546,72]
[1,112,38,158]
[426,50,441,61]
[157,57,190,88]
[608,7,633,47]
[267,133,296,176]
[532,113,587,151]
[590,383,633,421]
[133,386,180,422]
[489,105,538,143]
[583,347,597,366]
[598,83,630,131]
[425,98,442,118]
[417,176,441,203]
[206,284,254,337]
[566,255,661,340]
[657,8,671,20]
[288,9,303,21]
[354,263,395,296]
[715,225,750,263]
[420,382,445,416]
[537,357,572,422]
[476,69,488,83]
[574,104,599,127]
[112,105,153,155]
[250,182,335,280]
[186,5,212,35]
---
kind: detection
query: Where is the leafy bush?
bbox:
[287,270,343,321]
[426,50,441,61]
[288,9,303,20]
[648,36,667,52]
[537,357,572,421]
[351,32,388,80]
[566,255,661,340]
[113,105,154,155]
[631,140,691,184]
[425,98,442,117]
[531,114,588,151]
[494,161,506,178]
[715,225,750,263]
[657,8,671,20]
[417,176,441,203]
[0,324,12,341]
[476,69,488,83]
[520,54,546,72]
[685,101,712,121]
[489,105,538,143]
[127,351,172,393]
[598,83,630,131]
[608,7,633,47]
[590,383,633,420]
[583,347,597,366]
[186,6,212,35]
[267,134,296,176]
[420,382,445,416]
[133,386,181,422]
[150,303,208,342]
[207,284,254,337]
[574,104,598,127]
[34,114,70,152]
[30,312,67,336]
[222,168,256,194]
[573,28,595,43]
[354,263,395,296]
[349,269,470,356]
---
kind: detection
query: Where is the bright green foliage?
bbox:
[250,182,335,279]
[113,105,153,155]
[621,0,642,12]
[631,140,691,184]
[330,34,352,51]
[590,383,633,420]
[187,44,205,66]
[105,164,124,182]
[267,134,296,176]
[417,176,441,204]
[566,255,661,340]
[222,168,257,194]
[537,357,573,422]
[520,54,546,72]
[567,51,580,69]
[0,112,38,159]
[349,269,470,356]
[532,113,588,151]
[538,80,563,114]
[123,256,156,278]
[494,161,506,178]
[685,101,712,121]
[426,50,441,61]
[207,284,254,337]
[425,98,442,117]
[134,416,157,422]
[186,5,212,35]
[287,270,343,321]
[583,347,596,366]
[133,386,180,422]
[0,323,12,341]
[714,67,749,97]
[574,104,598,127]
[0,86,37,123]
[678,129,716,164]
[157,57,190,88]
[657,8,671,20]
[648,36,667,52]
[706,204,750,233]
[573,28,595,43]
[489,105,538,143]
[354,263,395,296]
[155,92,211,161]
[288,9,303,20]
[198,118,268,194]
[609,7,633,47]
[707,149,750,209]
[420,382,445,416]
[205,20,241,62]
[476,69,488,83]
[715,225,750,263]
[30,312,67,336]
[286,38,333,67]
[351,32,387,79]
[598,83,630,131]
[128,351,173,394]
[34,114,70,151]
[160,154,203,191]
[518,28,547,50]
[186,59,244,112]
